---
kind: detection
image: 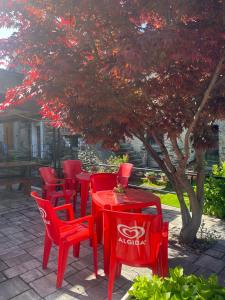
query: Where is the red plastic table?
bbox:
[92,188,162,240]
[91,188,162,275]
[92,188,162,242]
[76,172,91,216]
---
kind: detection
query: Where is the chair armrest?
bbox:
[46,182,66,192]
[54,204,74,220]
[65,177,76,181]
[60,215,95,239]
[46,183,64,187]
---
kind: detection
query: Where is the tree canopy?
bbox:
[0,0,225,242]
[0,1,224,145]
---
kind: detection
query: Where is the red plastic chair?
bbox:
[62,160,82,192]
[90,173,117,193]
[90,173,118,243]
[31,191,98,288]
[39,167,74,207]
[103,209,168,300]
[117,163,133,188]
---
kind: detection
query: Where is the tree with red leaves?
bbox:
[0,0,225,243]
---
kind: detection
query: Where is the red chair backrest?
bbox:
[39,167,58,194]
[118,163,133,178]
[104,210,162,266]
[117,163,133,187]
[62,160,82,178]
[31,191,62,243]
[90,173,117,193]
[39,167,57,184]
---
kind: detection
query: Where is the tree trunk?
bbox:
[139,134,205,244]
[172,174,203,244]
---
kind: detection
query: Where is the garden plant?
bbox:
[204,162,225,219]
[129,267,225,300]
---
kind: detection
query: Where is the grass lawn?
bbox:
[155,192,190,208]
[140,182,166,189]
[138,181,190,208]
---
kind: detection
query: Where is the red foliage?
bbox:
[0,0,224,146]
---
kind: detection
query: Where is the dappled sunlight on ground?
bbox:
[0,189,224,299]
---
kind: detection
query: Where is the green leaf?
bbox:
[129,267,225,300]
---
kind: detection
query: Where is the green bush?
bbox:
[129,267,225,300]
[105,154,129,172]
[142,171,168,187]
[211,161,225,177]
[204,162,225,219]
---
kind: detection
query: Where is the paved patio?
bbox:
[0,188,224,300]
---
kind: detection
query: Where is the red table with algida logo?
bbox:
[91,188,162,275]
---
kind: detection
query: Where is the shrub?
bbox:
[142,171,168,187]
[204,162,225,219]
[212,161,225,177]
[105,154,129,172]
[204,177,225,219]
[129,267,225,300]
[144,171,157,184]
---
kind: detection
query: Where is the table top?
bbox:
[92,188,160,208]
[0,160,40,168]
[76,172,91,182]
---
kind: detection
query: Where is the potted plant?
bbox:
[145,171,157,184]
[121,267,225,299]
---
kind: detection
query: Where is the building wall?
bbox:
[129,136,143,152]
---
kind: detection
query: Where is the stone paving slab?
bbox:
[11,290,41,300]
[0,190,224,300]
[0,277,29,300]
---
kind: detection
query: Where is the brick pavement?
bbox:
[0,189,224,300]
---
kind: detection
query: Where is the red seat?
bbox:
[103,209,168,300]
[117,163,133,188]
[39,167,74,206]
[31,191,98,288]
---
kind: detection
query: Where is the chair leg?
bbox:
[56,244,69,288]
[108,257,117,300]
[160,247,168,277]
[54,198,58,206]
[73,243,80,258]
[151,263,158,276]
[73,194,77,214]
[96,216,103,243]
[103,228,110,276]
[115,263,122,278]
[161,223,169,277]
[43,234,52,269]
[92,234,98,278]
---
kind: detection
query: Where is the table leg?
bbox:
[80,181,89,217]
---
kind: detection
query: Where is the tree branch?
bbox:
[152,133,176,174]
[134,130,172,179]
[195,149,205,208]
[170,136,184,162]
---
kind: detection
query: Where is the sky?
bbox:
[0,27,15,38]
[0,28,16,69]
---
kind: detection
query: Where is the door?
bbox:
[3,122,13,150]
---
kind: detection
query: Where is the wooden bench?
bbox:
[0,176,38,195]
